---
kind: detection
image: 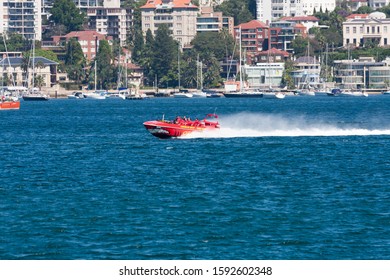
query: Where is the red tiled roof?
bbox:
[64,30,106,40]
[258,48,289,57]
[141,0,198,9]
[346,14,369,19]
[235,20,268,29]
[281,16,319,22]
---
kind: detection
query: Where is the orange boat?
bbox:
[144,114,220,139]
[0,98,20,110]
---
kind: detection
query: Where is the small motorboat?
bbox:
[1,95,20,110]
[144,114,220,139]
[67,91,86,99]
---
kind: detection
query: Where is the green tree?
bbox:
[131,29,144,64]
[281,59,295,89]
[0,33,30,52]
[216,0,254,25]
[65,38,86,83]
[34,75,45,89]
[356,6,374,14]
[93,40,115,89]
[151,24,177,87]
[50,0,86,34]
[138,29,155,86]
[191,31,235,62]
[291,36,309,57]
[203,56,222,88]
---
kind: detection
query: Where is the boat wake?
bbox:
[183,113,390,139]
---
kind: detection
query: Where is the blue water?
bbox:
[1,96,390,260]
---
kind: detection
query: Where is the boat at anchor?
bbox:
[143,114,220,139]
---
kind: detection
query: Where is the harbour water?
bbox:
[1,95,390,259]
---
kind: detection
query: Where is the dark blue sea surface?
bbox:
[1,95,390,260]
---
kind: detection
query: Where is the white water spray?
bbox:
[183,113,390,139]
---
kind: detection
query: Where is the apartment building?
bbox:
[256,0,335,23]
[234,20,269,64]
[343,12,390,48]
[0,0,42,40]
[87,0,132,46]
[140,0,198,46]
[197,6,234,36]
[51,30,110,61]
[270,20,306,53]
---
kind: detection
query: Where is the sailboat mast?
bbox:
[94,60,97,91]
[178,43,181,90]
[2,34,16,87]
[239,27,242,92]
[32,36,35,88]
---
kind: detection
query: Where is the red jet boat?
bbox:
[144,114,220,139]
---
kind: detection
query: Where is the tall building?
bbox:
[0,0,42,40]
[140,0,199,46]
[256,0,336,23]
[87,0,131,46]
[40,0,132,46]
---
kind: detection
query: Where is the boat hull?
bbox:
[0,101,20,110]
[223,93,263,98]
[22,95,49,101]
[144,117,219,139]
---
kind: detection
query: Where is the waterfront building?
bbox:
[256,0,335,24]
[140,0,199,47]
[343,12,390,48]
[0,0,42,40]
[243,63,285,89]
[333,57,387,90]
[0,56,58,88]
[291,56,321,89]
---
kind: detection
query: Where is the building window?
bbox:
[346,27,350,34]
[385,26,388,33]
[385,38,388,45]
[177,30,182,35]
[367,26,369,33]
[360,26,363,33]
[353,27,356,33]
